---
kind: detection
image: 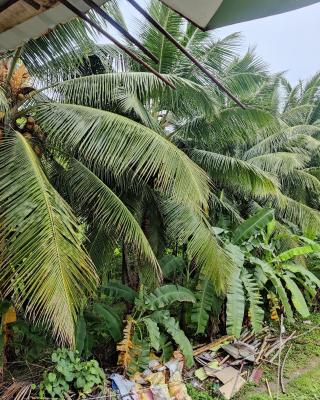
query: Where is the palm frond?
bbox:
[46,72,214,117]
[274,193,320,234]
[244,125,320,159]
[177,108,276,151]
[159,198,233,293]
[191,149,278,197]
[64,159,161,280]
[137,0,183,74]
[282,104,315,125]
[248,152,309,175]
[0,134,97,345]
[0,86,8,112]
[36,102,210,210]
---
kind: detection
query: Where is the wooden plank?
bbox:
[0,0,57,33]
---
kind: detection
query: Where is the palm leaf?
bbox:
[36,102,210,210]
[226,268,245,338]
[159,199,233,293]
[282,275,310,318]
[274,194,320,233]
[47,72,213,116]
[0,134,97,345]
[64,159,161,280]
[191,150,278,197]
[248,152,309,175]
[233,208,274,244]
[0,87,8,113]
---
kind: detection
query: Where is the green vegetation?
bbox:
[0,0,320,398]
[39,349,105,399]
[235,313,320,399]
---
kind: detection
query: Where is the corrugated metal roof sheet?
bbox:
[0,0,106,50]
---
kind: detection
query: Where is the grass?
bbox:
[242,365,320,399]
[188,312,320,400]
[237,312,320,399]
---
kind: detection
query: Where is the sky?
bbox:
[216,2,320,84]
[118,1,320,85]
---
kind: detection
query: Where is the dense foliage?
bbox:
[1,0,320,397]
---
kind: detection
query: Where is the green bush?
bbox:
[39,348,105,399]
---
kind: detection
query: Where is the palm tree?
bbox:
[2,0,320,346]
[0,2,233,345]
[118,0,320,234]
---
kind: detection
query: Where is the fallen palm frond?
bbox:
[117,316,134,371]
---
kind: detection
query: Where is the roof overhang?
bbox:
[0,0,105,50]
[159,0,320,30]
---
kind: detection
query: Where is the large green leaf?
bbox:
[159,255,185,279]
[144,285,196,311]
[274,245,320,262]
[0,134,97,345]
[241,269,264,333]
[233,209,274,244]
[151,311,193,368]
[251,258,294,322]
[143,317,161,352]
[282,275,310,318]
[226,268,245,338]
[191,277,216,335]
[92,303,122,341]
[103,281,137,303]
[283,264,320,288]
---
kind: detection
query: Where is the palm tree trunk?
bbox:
[122,243,140,291]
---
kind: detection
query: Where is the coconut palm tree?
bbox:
[0,2,235,345]
[117,0,320,234]
[2,0,320,346]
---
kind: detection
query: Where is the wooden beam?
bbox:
[82,0,159,64]
[0,0,40,13]
[0,0,20,13]
[59,0,175,89]
[126,0,246,109]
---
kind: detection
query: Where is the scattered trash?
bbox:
[219,375,246,400]
[107,328,297,400]
[190,327,298,399]
[250,367,264,384]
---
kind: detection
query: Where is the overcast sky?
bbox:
[119,1,320,85]
[216,2,320,84]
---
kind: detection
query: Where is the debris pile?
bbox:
[107,328,297,399]
[108,352,191,400]
[190,327,296,399]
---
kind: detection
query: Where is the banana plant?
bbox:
[225,209,320,337]
[75,282,196,372]
[122,284,196,373]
